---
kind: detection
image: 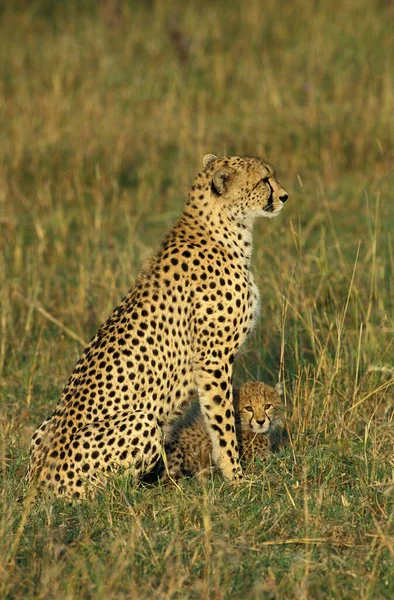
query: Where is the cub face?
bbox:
[238,381,283,435]
[203,154,288,221]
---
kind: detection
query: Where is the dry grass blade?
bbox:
[255,537,359,548]
[13,290,88,347]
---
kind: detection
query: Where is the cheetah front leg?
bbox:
[194,364,243,482]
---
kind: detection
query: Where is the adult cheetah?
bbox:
[27,154,288,498]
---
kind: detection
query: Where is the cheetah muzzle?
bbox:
[26,154,288,498]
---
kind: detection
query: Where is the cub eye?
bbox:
[264,403,272,410]
[244,405,253,412]
[262,177,269,183]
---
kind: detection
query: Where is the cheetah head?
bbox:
[238,381,284,434]
[202,154,288,222]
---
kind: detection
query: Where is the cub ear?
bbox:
[203,154,218,167]
[212,166,235,196]
[275,382,284,397]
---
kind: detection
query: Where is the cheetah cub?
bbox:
[163,382,285,480]
[26,154,288,499]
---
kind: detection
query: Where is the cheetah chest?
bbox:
[247,274,261,331]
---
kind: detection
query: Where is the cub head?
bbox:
[236,381,284,434]
[202,154,288,221]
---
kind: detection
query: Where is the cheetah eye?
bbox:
[262,177,270,183]
[264,403,272,410]
[244,405,253,412]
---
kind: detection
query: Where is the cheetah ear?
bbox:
[275,382,284,397]
[212,166,235,196]
[203,154,218,167]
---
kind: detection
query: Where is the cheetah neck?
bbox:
[184,186,255,264]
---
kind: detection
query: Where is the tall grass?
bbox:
[0,0,393,598]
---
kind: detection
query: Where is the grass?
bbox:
[0,0,393,598]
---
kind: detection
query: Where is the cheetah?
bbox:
[26,154,288,498]
[162,381,285,480]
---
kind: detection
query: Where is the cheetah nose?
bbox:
[256,419,266,426]
[280,193,288,203]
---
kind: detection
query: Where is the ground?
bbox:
[0,1,393,598]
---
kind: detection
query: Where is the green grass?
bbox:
[1,0,393,598]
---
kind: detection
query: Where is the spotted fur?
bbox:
[162,382,285,479]
[26,154,288,498]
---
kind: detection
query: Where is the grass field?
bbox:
[1,0,393,598]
